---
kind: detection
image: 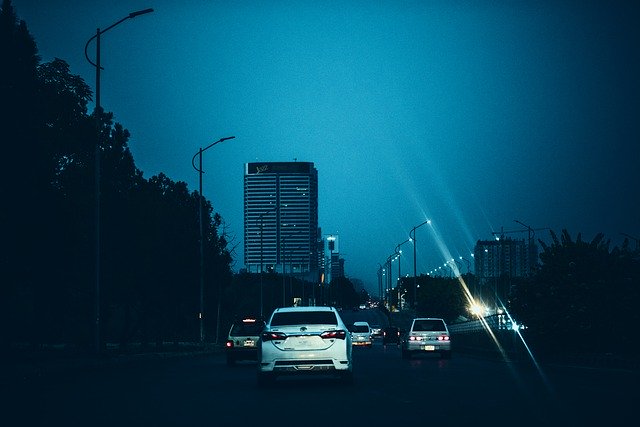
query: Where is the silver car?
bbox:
[401,317,451,359]
[257,306,353,385]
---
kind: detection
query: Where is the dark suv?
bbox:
[382,326,401,345]
[225,316,266,366]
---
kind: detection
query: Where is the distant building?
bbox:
[473,236,537,310]
[243,162,319,281]
[324,234,344,283]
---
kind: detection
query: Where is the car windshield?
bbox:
[270,311,338,326]
[231,322,264,335]
[352,325,369,333]
[412,319,446,332]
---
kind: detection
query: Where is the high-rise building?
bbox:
[474,237,534,280]
[473,237,536,311]
[244,162,319,280]
[324,234,344,283]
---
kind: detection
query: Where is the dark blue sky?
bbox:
[13,0,639,293]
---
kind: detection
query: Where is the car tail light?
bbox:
[320,330,347,340]
[437,335,450,341]
[261,331,287,342]
[225,340,234,348]
[409,336,422,341]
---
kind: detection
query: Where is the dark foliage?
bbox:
[510,229,640,356]
[1,1,233,350]
[411,275,467,323]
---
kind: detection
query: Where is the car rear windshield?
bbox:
[412,319,446,332]
[231,322,264,335]
[352,325,369,333]
[270,311,338,326]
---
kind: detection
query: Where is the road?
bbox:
[7,326,636,426]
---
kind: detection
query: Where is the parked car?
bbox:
[225,316,266,366]
[381,326,401,345]
[257,306,353,386]
[401,317,451,359]
[349,321,373,347]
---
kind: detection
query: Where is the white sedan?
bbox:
[257,306,353,386]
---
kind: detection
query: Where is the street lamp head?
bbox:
[129,8,154,18]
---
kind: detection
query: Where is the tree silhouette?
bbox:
[1,1,234,349]
[510,229,639,355]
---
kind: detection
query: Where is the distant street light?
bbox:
[451,258,462,277]
[192,136,235,344]
[384,252,397,309]
[84,7,154,355]
[409,219,431,307]
[395,238,411,286]
[377,263,384,302]
[443,263,453,278]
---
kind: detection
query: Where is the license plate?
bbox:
[243,340,255,347]
[422,345,435,351]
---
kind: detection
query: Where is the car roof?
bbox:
[353,321,370,325]
[271,306,337,313]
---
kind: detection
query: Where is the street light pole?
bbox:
[191,136,235,344]
[395,238,411,289]
[385,252,397,309]
[84,7,154,355]
[258,205,279,317]
[409,219,430,308]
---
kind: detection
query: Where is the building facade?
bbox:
[244,162,319,280]
[323,234,343,283]
[473,237,537,311]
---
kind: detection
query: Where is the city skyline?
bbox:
[12,0,640,294]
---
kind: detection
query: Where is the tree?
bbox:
[414,275,467,323]
[510,229,640,355]
[2,2,235,349]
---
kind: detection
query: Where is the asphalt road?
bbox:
[7,332,637,427]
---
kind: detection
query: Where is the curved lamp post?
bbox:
[258,205,280,317]
[395,238,411,288]
[191,136,235,344]
[280,228,303,306]
[444,262,453,278]
[377,263,384,302]
[409,219,430,307]
[84,8,154,354]
[384,252,397,309]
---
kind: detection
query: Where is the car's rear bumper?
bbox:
[259,344,352,373]
[227,348,258,360]
[403,341,451,352]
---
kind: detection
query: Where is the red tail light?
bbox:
[225,340,234,348]
[320,330,347,340]
[261,331,287,342]
[437,335,450,341]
